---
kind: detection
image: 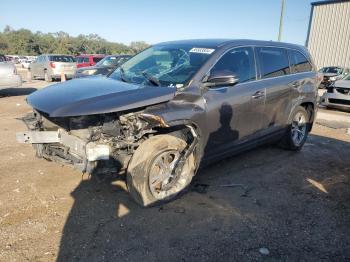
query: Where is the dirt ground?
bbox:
[0,76,350,261]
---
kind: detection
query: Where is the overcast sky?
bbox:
[1,0,315,45]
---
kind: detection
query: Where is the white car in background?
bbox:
[321,74,350,111]
[0,55,22,89]
[21,59,32,69]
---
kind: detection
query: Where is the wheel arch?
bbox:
[136,115,203,172]
[159,119,203,171]
[287,101,315,131]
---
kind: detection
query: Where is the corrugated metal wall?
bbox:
[307,1,350,69]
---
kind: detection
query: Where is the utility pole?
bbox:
[278,0,286,41]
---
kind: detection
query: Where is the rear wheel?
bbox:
[280,106,310,151]
[127,134,196,207]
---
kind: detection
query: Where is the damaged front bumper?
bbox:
[16,129,110,173]
[320,90,350,110]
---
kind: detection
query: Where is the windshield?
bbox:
[344,74,350,80]
[109,45,214,87]
[97,56,126,67]
[319,67,343,74]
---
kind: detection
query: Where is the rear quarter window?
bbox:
[49,56,75,62]
[289,50,312,73]
[257,47,290,79]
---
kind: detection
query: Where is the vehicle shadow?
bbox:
[57,133,350,262]
[203,103,239,157]
[0,87,37,97]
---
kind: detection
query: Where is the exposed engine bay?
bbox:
[17,110,173,175]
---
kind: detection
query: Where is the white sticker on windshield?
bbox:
[189,48,215,54]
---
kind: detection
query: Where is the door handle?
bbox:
[252,90,265,99]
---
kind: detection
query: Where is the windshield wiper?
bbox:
[142,71,161,86]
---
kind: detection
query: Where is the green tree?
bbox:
[0,26,147,56]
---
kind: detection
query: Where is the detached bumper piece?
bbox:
[16,129,110,172]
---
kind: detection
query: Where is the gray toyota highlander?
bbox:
[17,39,318,206]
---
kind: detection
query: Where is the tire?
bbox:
[44,71,52,82]
[127,134,196,207]
[280,106,310,151]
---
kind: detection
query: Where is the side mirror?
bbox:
[203,72,239,88]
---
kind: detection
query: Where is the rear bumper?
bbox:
[0,75,22,88]
[16,129,110,172]
[51,74,75,79]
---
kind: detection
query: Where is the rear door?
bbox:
[288,49,315,107]
[203,46,266,157]
[255,47,293,133]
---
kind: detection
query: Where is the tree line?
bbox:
[0,25,149,56]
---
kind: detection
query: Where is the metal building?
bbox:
[306,0,350,69]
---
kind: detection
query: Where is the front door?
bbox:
[203,46,266,157]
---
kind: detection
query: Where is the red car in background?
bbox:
[76,54,105,68]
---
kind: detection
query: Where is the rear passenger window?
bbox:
[83,57,90,63]
[257,47,290,79]
[289,50,312,73]
[210,47,256,83]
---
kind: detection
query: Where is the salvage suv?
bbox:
[17,39,318,206]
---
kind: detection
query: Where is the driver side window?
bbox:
[211,47,256,83]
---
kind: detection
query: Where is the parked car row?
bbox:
[74,55,131,78]
[5,55,37,65]
[28,54,131,81]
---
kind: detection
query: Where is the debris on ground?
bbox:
[259,247,270,255]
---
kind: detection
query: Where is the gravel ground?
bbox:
[0,76,349,262]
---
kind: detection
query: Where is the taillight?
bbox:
[49,62,56,68]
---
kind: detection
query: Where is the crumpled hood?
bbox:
[27,77,176,117]
[334,80,350,89]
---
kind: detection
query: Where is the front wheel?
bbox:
[126,134,196,207]
[280,106,310,151]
